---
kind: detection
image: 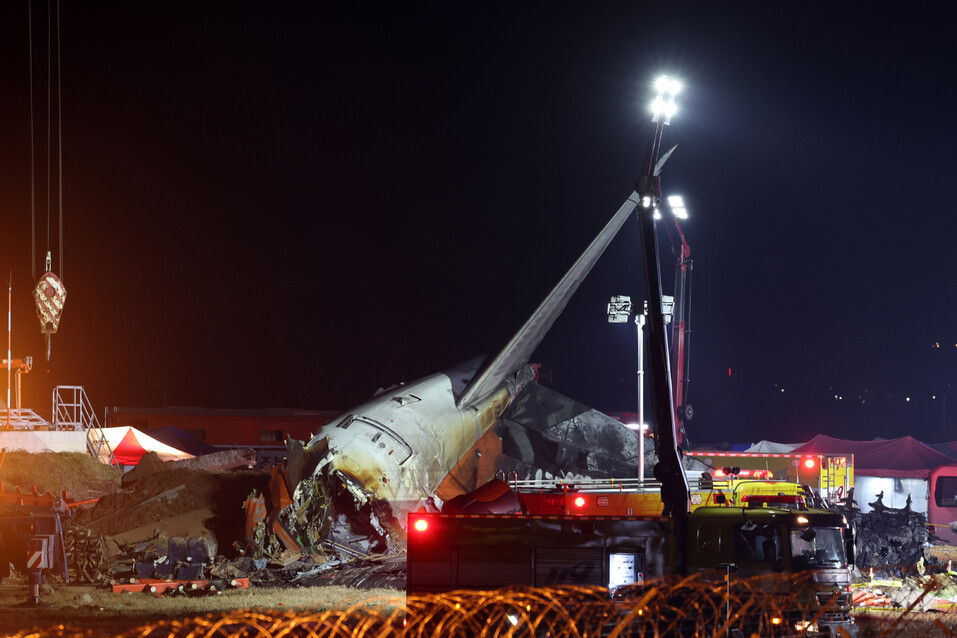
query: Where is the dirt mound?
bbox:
[0,451,121,500]
[74,462,269,557]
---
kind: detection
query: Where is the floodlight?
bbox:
[673,207,688,220]
[655,75,680,96]
[651,97,664,116]
[667,195,684,208]
[651,77,679,125]
[641,195,652,208]
[607,295,632,323]
[653,208,662,220]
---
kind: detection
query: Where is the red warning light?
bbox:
[413,518,428,532]
[804,458,816,469]
[573,496,586,508]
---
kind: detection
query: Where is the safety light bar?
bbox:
[712,468,772,479]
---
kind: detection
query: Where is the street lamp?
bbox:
[608,295,673,482]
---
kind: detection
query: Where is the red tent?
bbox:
[101,426,195,466]
[792,434,956,478]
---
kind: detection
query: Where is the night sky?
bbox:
[1,3,956,445]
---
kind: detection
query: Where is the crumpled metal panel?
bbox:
[498,381,643,479]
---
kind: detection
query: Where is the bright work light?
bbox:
[664,194,689,220]
[655,76,681,95]
[651,75,680,125]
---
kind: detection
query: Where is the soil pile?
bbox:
[73,453,269,557]
[0,451,121,499]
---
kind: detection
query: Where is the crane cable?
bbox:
[56,0,63,282]
[28,0,68,361]
[30,0,64,281]
[45,0,50,272]
[28,0,35,282]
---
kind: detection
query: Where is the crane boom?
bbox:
[663,218,693,444]
[635,113,690,517]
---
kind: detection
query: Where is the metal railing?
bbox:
[52,385,117,466]
[0,407,51,430]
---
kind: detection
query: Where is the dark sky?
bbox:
[1,2,956,445]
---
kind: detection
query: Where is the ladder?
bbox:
[51,385,117,466]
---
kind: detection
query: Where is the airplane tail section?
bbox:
[456,193,641,409]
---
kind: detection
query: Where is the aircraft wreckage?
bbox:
[270,194,650,559]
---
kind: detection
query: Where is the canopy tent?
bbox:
[148,426,219,457]
[101,426,195,465]
[744,440,806,454]
[792,434,955,478]
[930,441,957,461]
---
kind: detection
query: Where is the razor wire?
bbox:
[10,573,957,638]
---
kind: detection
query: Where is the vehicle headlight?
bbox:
[794,620,818,633]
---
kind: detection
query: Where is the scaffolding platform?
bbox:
[0,408,51,430]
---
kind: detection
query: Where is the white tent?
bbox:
[95,426,195,465]
[744,440,806,454]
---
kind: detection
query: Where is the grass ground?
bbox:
[0,577,404,636]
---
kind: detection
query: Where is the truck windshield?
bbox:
[790,527,846,569]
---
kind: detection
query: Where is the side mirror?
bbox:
[715,493,727,505]
[844,526,855,565]
[800,528,816,542]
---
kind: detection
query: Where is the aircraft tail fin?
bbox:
[456,193,640,408]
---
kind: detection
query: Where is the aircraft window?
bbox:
[336,415,357,429]
[336,416,413,464]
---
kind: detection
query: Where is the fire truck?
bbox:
[406,77,858,637]
[688,452,855,505]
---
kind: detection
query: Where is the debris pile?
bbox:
[495,382,645,480]
[77,459,264,547]
[0,446,409,591]
[852,571,957,610]
[237,445,405,588]
[835,490,937,573]
[110,536,211,582]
